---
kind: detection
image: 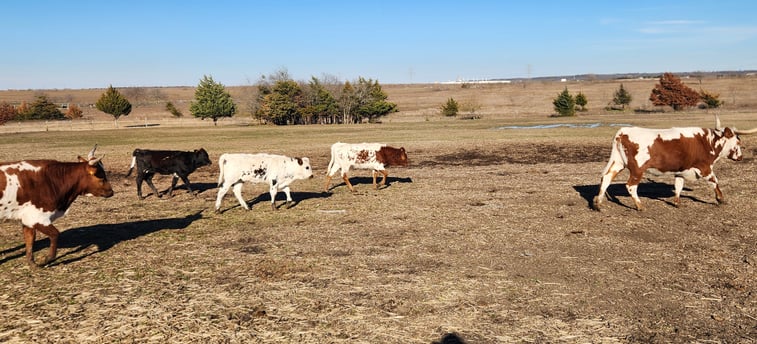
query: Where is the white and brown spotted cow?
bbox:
[324,142,409,192]
[0,145,114,266]
[593,119,757,211]
[215,153,313,212]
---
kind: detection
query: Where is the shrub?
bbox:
[166,101,183,117]
[699,89,723,109]
[440,98,459,116]
[0,101,17,125]
[65,104,83,119]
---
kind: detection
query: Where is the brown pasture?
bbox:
[1,77,756,343]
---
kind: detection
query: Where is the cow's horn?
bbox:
[715,114,721,130]
[734,127,757,135]
[89,156,103,166]
[88,144,99,160]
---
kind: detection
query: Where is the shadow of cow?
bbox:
[0,211,204,266]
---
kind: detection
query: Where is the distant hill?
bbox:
[489,70,757,83]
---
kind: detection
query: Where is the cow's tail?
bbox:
[125,155,137,177]
[217,155,226,187]
[325,143,338,176]
[601,132,628,176]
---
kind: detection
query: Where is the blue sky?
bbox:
[2,1,756,89]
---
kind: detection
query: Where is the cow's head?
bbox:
[295,157,314,179]
[78,145,114,198]
[397,147,409,166]
[714,115,757,161]
[194,148,212,168]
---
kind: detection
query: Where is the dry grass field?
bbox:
[1,77,757,343]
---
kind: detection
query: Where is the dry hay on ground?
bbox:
[1,138,755,343]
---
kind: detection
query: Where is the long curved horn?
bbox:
[88,156,104,166]
[715,114,721,130]
[734,127,757,135]
[88,144,99,160]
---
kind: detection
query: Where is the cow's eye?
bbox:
[306,166,310,170]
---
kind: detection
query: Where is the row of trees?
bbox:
[248,72,397,125]
[0,95,85,125]
[552,72,723,116]
[2,72,397,126]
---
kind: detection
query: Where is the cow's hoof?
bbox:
[38,256,54,266]
[591,197,601,211]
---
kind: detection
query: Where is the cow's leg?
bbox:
[215,182,231,212]
[179,175,196,196]
[135,173,145,199]
[342,173,355,192]
[626,173,644,211]
[231,183,250,210]
[281,186,294,209]
[165,174,179,197]
[324,164,340,192]
[269,183,280,210]
[593,162,623,211]
[23,225,37,266]
[377,170,388,189]
[323,174,333,192]
[144,174,161,198]
[707,174,724,204]
[34,224,60,266]
[673,176,685,207]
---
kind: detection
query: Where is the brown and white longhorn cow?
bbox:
[593,118,757,211]
[0,146,114,266]
[324,142,409,192]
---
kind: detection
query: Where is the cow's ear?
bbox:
[78,156,87,163]
[400,147,406,152]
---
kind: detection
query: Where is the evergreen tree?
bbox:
[302,77,339,124]
[19,95,65,120]
[552,87,576,116]
[612,83,632,109]
[649,72,700,111]
[575,92,588,111]
[190,75,236,125]
[440,98,459,116]
[96,85,132,123]
[256,79,303,125]
[353,77,397,123]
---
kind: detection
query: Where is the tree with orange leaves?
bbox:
[649,72,700,111]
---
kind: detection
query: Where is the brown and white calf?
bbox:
[593,121,757,211]
[324,142,409,192]
[215,153,313,212]
[0,146,114,266]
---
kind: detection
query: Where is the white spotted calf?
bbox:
[215,153,313,212]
